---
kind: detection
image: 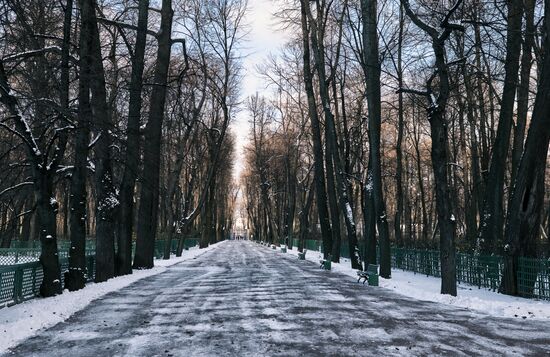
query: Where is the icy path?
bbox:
[4,241,550,356]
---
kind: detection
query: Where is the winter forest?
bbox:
[1,0,550,351]
[241,0,550,297]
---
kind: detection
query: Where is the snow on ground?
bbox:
[8,240,550,356]
[283,244,550,320]
[0,243,218,354]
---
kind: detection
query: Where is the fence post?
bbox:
[31,265,37,296]
[13,267,23,304]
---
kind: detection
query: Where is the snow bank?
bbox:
[281,244,550,320]
[0,243,219,354]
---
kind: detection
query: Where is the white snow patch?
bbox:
[0,244,218,354]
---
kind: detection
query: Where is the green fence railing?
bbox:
[1,238,201,308]
[391,248,504,291]
[0,255,95,308]
[517,257,550,299]
[279,238,550,300]
[1,237,200,266]
[0,248,96,266]
[153,237,199,258]
[289,238,322,252]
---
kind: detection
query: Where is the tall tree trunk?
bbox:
[0,63,62,296]
[325,123,342,262]
[299,0,332,258]
[67,0,90,291]
[134,0,173,269]
[510,0,535,188]
[305,0,361,269]
[298,180,315,252]
[361,0,391,278]
[284,155,297,248]
[363,162,377,267]
[85,0,117,282]
[199,182,213,249]
[478,0,523,254]
[163,155,183,259]
[116,0,150,276]
[394,3,405,249]
[500,0,550,295]
[401,0,461,295]
[36,175,62,296]
[20,196,33,242]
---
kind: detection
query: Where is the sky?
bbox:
[231,0,291,230]
[232,0,291,183]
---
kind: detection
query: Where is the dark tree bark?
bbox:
[66,0,91,291]
[362,162,377,267]
[116,0,150,276]
[175,123,230,255]
[299,0,333,258]
[20,196,33,242]
[305,0,361,269]
[284,153,297,248]
[394,3,405,249]
[200,175,216,248]
[0,62,63,296]
[361,0,391,278]
[134,0,174,269]
[510,0,535,190]
[400,0,463,296]
[85,0,117,282]
[478,0,524,254]
[325,120,342,262]
[298,180,315,253]
[500,0,550,295]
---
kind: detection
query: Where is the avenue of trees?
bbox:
[0,0,244,296]
[241,0,550,296]
[1,0,550,300]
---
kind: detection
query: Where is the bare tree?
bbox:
[399,0,465,296]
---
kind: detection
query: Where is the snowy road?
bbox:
[5,241,550,356]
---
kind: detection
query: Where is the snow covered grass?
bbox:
[0,243,219,354]
[280,244,550,320]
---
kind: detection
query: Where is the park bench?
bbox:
[357,264,379,286]
[298,250,307,260]
[280,245,287,253]
[320,254,332,270]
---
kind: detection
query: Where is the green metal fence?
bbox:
[283,239,550,300]
[390,248,504,292]
[517,257,550,299]
[391,248,441,277]
[1,238,200,308]
[153,237,199,258]
[1,237,200,266]
[0,247,96,266]
[0,255,96,308]
[289,238,322,252]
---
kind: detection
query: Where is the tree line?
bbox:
[241,0,550,296]
[0,0,246,296]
